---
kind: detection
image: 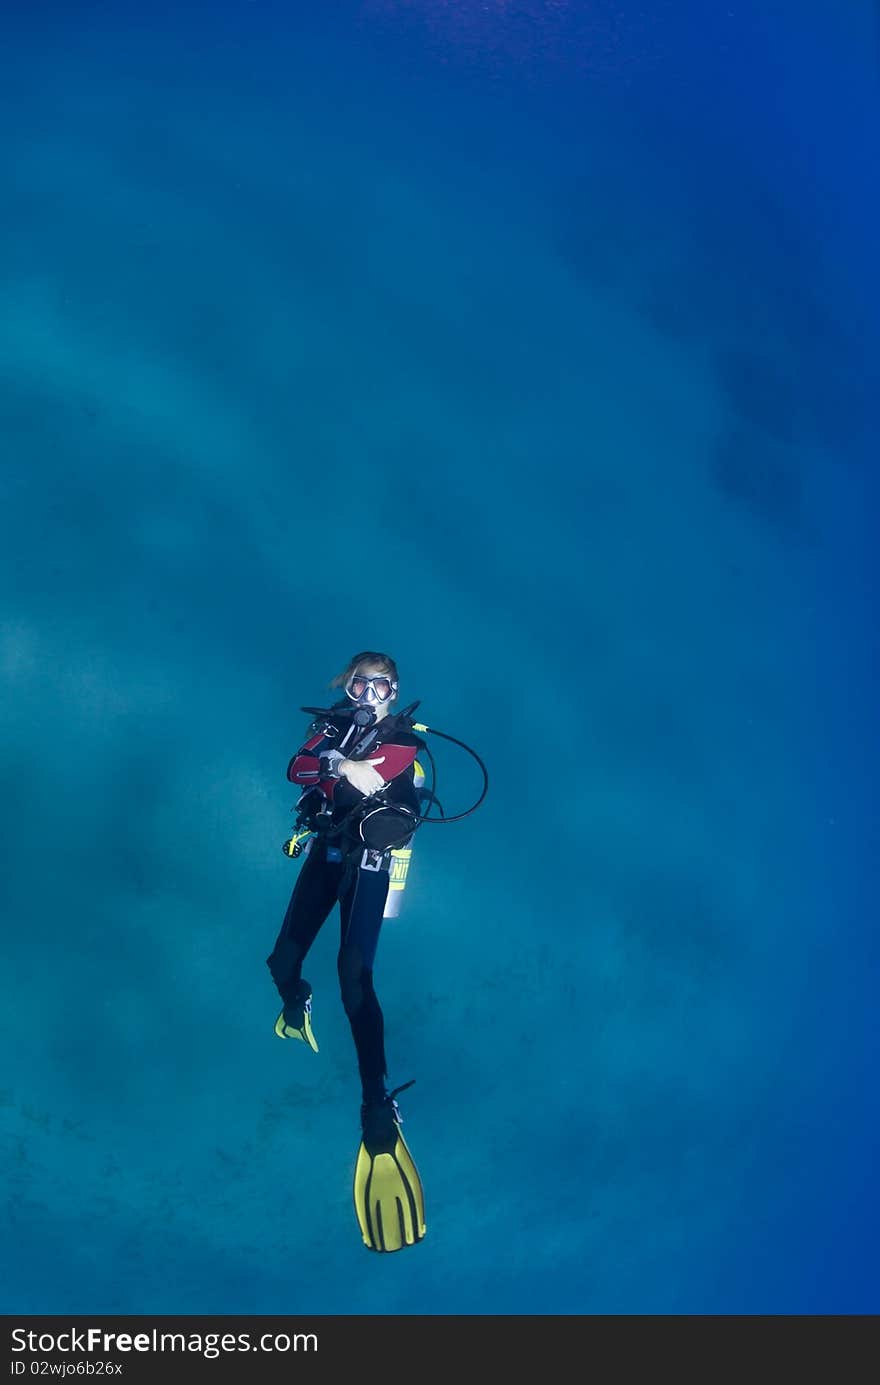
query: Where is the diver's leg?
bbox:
[344,864,426,1251]
[337,864,390,1106]
[267,848,341,1007]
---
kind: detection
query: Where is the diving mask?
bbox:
[346,673,397,705]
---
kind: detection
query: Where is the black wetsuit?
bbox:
[266,709,422,1105]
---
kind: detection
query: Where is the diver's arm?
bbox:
[338,741,417,795]
[287,728,343,784]
[338,756,386,795]
[288,753,321,785]
[369,743,418,782]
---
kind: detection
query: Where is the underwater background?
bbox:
[1,0,877,1315]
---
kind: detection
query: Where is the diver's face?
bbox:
[346,663,397,721]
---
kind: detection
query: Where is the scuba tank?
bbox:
[381,760,424,920]
[383,846,413,919]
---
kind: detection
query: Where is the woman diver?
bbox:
[266,650,427,1252]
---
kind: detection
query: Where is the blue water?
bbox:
[1,1,877,1315]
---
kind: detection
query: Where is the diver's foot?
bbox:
[274,980,319,1052]
[360,1080,415,1155]
[354,1081,425,1251]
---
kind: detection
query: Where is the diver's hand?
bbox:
[339,756,386,795]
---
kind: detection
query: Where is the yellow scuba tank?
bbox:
[382,844,412,919]
[382,759,424,920]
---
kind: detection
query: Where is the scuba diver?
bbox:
[266,650,487,1253]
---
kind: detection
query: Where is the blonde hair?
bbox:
[329,650,399,691]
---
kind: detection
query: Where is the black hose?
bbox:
[413,726,488,823]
